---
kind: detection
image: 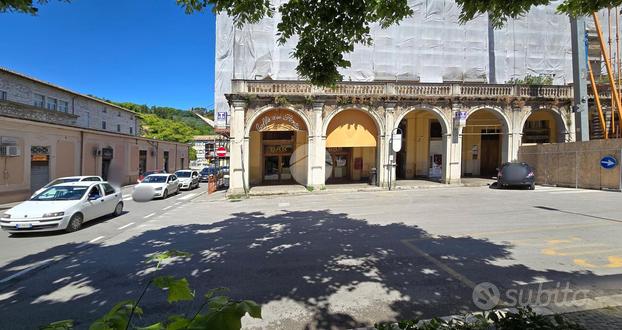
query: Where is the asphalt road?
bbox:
[0,185,621,329]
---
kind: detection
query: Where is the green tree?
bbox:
[5,0,622,85]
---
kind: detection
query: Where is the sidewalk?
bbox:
[243,178,494,198]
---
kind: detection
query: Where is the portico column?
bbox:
[228,99,247,194]
[309,101,326,188]
[447,103,463,184]
[381,102,396,188]
[508,107,524,162]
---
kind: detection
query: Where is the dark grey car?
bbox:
[497,162,536,190]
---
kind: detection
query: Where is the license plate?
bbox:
[15,223,33,229]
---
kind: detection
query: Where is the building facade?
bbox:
[225,81,575,193]
[0,68,189,204]
[0,67,140,135]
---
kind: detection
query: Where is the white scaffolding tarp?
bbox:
[215,0,579,126]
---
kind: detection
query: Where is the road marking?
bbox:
[122,194,131,198]
[0,256,66,284]
[162,206,173,210]
[178,193,196,201]
[401,239,477,289]
[89,236,105,243]
[463,222,612,237]
[118,222,135,230]
[144,213,156,219]
[549,190,600,194]
[278,202,290,207]
[174,202,182,206]
[123,197,132,201]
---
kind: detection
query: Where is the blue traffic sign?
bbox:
[600,155,618,169]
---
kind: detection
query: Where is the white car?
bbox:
[31,176,103,198]
[134,174,180,199]
[1,181,123,234]
[175,170,200,190]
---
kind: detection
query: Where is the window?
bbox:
[102,121,107,130]
[88,186,102,200]
[34,93,45,108]
[0,90,6,100]
[117,124,121,132]
[58,100,69,113]
[118,111,121,117]
[103,107,107,113]
[46,97,57,111]
[129,126,133,135]
[101,183,116,196]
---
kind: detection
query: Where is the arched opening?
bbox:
[462,109,508,178]
[522,110,565,144]
[325,109,379,184]
[395,110,447,181]
[248,108,308,186]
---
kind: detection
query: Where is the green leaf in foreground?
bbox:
[153,276,195,303]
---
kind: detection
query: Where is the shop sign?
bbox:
[264,145,293,154]
[31,154,48,161]
[253,110,304,132]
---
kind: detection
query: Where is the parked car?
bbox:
[175,170,200,190]
[497,162,536,190]
[1,181,123,234]
[199,167,218,182]
[137,169,166,183]
[32,176,103,197]
[135,174,179,199]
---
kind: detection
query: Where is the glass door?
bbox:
[264,156,280,182]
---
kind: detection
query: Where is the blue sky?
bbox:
[0,0,215,110]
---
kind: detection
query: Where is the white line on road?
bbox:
[549,190,600,194]
[278,202,290,207]
[162,206,173,210]
[144,213,156,219]
[123,197,132,201]
[89,236,105,243]
[118,222,135,230]
[122,194,131,198]
[178,193,196,200]
[174,202,182,206]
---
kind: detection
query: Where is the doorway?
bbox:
[480,133,500,177]
[327,148,351,182]
[101,147,113,180]
[262,131,294,184]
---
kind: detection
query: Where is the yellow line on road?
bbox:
[462,222,613,238]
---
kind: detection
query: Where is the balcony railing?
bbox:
[232,80,579,99]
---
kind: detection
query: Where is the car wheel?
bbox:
[65,213,83,233]
[113,202,123,216]
[163,189,169,199]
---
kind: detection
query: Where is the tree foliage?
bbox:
[5,0,622,85]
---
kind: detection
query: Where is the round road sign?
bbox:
[216,147,227,158]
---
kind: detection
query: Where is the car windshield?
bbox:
[176,171,191,178]
[142,176,167,183]
[201,168,215,174]
[31,186,88,201]
[45,178,80,187]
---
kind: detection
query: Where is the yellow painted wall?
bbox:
[349,147,376,181]
[462,111,502,176]
[523,111,558,143]
[326,110,378,148]
[249,131,262,185]
[400,111,439,178]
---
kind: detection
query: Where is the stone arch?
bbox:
[394,105,451,133]
[322,105,384,137]
[519,106,569,143]
[463,105,511,134]
[245,105,311,138]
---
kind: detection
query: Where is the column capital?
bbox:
[384,101,397,112]
[312,101,325,111]
[231,98,247,110]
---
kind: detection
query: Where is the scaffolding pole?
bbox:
[588,60,608,139]
[593,12,622,128]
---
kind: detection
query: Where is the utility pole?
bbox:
[571,17,591,142]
